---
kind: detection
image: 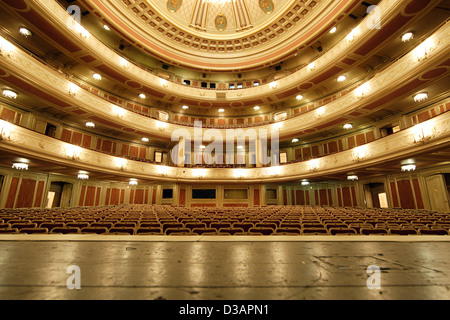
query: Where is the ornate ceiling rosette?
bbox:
[83,0,360,71]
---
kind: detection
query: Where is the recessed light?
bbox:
[92,73,102,81]
[401,164,416,172]
[19,27,32,38]
[296,95,303,101]
[2,89,17,99]
[343,123,353,130]
[253,106,260,110]
[414,93,428,102]
[292,138,299,143]
[139,93,146,99]
[401,32,414,42]
[141,137,149,142]
[77,173,89,180]
[337,75,347,82]
[12,162,28,170]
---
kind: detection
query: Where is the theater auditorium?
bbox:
[0,0,449,301]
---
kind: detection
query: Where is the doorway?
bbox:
[364,183,388,208]
[47,181,73,208]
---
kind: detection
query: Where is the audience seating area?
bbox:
[0,205,449,236]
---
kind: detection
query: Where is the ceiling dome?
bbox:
[91,0,356,71]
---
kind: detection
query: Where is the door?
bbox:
[425,175,449,212]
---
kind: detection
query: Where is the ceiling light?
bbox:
[182,105,189,110]
[355,82,370,98]
[112,105,126,117]
[269,81,277,89]
[119,57,129,68]
[296,95,303,101]
[199,145,206,149]
[77,173,89,180]
[2,89,17,99]
[65,145,82,159]
[237,145,244,150]
[92,73,102,81]
[347,175,358,181]
[115,157,127,169]
[129,179,138,186]
[414,93,428,102]
[401,164,416,172]
[292,138,299,143]
[141,137,149,142]
[309,159,320,171]
[160,79,168,87]
[346,27,359,42]
[337,75,347,82]
[253,106,260,110]
[307,62,315,71]
[0,37,14,56]
[218,108,224,113]
[139,93,146,99]
[315,107,326,118]
[19,27,32,38]
[329,26,337,34]
[401,32,414,42]
[68,83,79,96]
[414,38,434,61]
[343,123,353,130]
[85,122,95,128]
[103,25,111,31]
[12,162,28,170]
[301,181,310,186]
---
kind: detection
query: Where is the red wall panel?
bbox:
[135,189,144,204]
[120,189,125,204]
[253,188,260,205]
[351,186,358,207]
[72,132,82,146]
[412,179,424,209]
[34,181,45,207]
[296,190,305,205]
[82,135,92,148]
[0,108,16,122]
[61,129,72,143]
[397,180,416,209]
[110,188,120,205]
[79,186,86,206]
[5,177,19,208]
[84,186,96,206]
[179,188,186,206]
[95,187,101,206]
[342,187,352,207]
[390,182,399,207]
[105,188,111,205]
[319,189,328,205]
[16,179,36,208]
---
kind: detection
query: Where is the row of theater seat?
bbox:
[0,205,449,235]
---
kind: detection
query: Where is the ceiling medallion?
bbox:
[215,15,227,31]
[167,0,182,13]
[259,0,274,14]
